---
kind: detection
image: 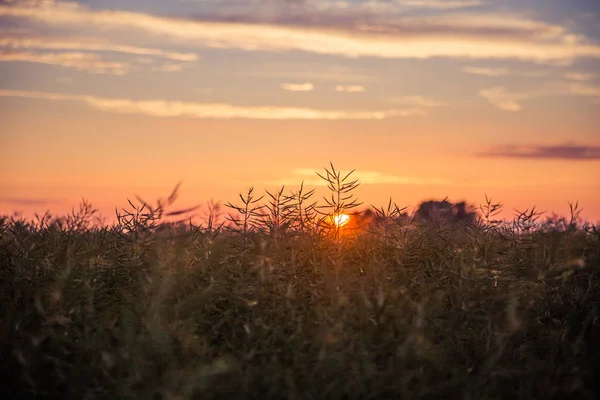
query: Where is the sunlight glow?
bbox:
[332,214,350,228]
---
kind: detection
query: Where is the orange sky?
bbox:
[0,0,599,223]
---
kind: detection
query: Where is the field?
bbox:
[1,167,599,399]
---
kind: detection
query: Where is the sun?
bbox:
[331,213,350,228]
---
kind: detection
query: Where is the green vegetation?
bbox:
[1,164,599,399]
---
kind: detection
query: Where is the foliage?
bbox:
[414,198,478,226]
[1,164,599,399]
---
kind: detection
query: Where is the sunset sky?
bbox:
[0,0,599,222]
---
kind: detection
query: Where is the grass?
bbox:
[1,164,599,399]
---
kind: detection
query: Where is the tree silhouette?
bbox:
[414,199,477,225]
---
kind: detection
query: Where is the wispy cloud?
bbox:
[479,144,600,160]
[195,88,213,95]
[152,63,184,72]
[0,196,62,206]
[569,83,600,97]
[261,168,452,186]
[384,95,446,107]
[55,76,74,84]
[245,65,377,83]
[335,85,365,93]
[479,87,547,111]
[397,0,486,10]
[0,51,130,74]
[565,72,598,81]
[0,89,422,120]
[480,83,600,111]
[462,66,552,78]
[462,66,509,77]
[280,83,314,92]
[0,34,198,74]
[2,1,600,65]
[0,36,198,62]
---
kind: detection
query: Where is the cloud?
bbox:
[0,51,130,74]
[384,95,446,107]
[569,83,600,97]
[261,168,452,186]
[480,84,600,111]
[195,88,213,95]
[462,66,552,78]
[2,1,600,64]
[55,76,73,84]
[479,144,600,160]
[397,0,486,10]
[462,66,509,77]
[389,108,427,117]
[0,196,62,206]
[280,83,314,91]
[565,72,598,81]
[152,63,184,72]
[335,85,365,92]
[0,36,198,62]
[0,89,422,120]
[478,87,547,111]
[245,65,377,83]
[0,34,198,73]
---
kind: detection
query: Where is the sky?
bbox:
[0,0,599,223]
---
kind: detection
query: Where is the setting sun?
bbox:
[332,214,350,228]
